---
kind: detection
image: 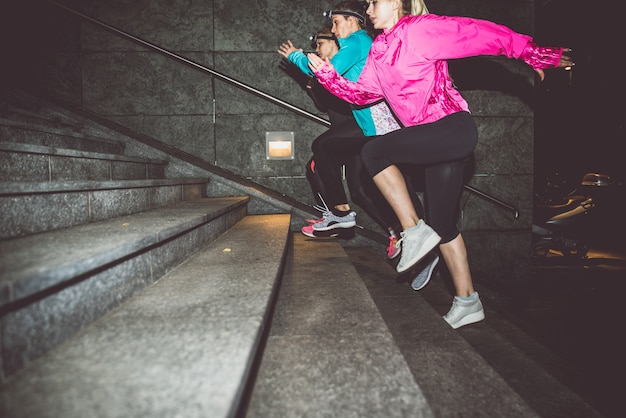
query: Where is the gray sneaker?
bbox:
[443,293,485,329]
[396,220,441,273]
[312,210,356,231]
[411,254,439,290]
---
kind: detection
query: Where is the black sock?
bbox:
[331,208,351,217]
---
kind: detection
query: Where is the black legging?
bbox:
[310,117,365,208]
[305,155,425,229]
[307,118,425,230]
[361,111,478,243]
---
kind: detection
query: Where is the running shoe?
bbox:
[396,220,441,273]
[308,194,356,232]
[302,222,355,239]
[411,254,439,290]
[387,235,401,259]
[312,210,356,232]
[443,292,485,329]
[301,223,316,237]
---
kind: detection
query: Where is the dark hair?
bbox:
[311,26,339,49]
[331,1,368,29]
[317,26,334,38]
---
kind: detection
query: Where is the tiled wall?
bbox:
[17,0,538,291]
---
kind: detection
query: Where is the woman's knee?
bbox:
[435,226,460,244]
[305,158,315,175]
[360,141,379,169]
[311,140,323,155]
[360,140,375,162]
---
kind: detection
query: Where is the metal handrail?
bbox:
[45,0,519,219]
[45,0,330,127]
[465,184,519,219]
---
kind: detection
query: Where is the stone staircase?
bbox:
[0,88,604,417]
[0,87,292,417]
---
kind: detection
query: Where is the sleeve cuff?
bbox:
[520,42,563,69]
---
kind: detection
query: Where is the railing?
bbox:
[45,0,519,219]
[45,0,330,127]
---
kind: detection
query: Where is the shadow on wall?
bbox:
[449,57,536,111]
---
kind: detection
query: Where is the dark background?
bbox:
[534,0,625,250]
[535,0,624,183]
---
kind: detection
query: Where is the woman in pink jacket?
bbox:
[308,0,573,329]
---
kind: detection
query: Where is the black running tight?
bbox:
[307,118,425,230]
[361,111,478,243]
[310,117,365,209]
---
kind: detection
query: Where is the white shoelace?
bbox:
[312,193,333,218]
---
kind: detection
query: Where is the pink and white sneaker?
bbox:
[387,235,401,259]
[301,223,316,237]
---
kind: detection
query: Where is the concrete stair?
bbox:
[0,86,294,417]
[0,214,291,418]
[0,232,604,418]
[246,234,436,417]
[0,87,605,417]
[244,235,602,418]
[345,245,604,418]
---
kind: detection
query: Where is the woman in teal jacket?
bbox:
[278,1,405,254]
[281,11,377,135]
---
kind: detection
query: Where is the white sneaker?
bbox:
[443,292,485,329]
[396,220,441,273]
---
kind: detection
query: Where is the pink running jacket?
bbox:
[314,14,563,127]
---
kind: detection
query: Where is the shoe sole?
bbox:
[396,233,441,273]
[411,254,439,290]
[447,309,485,329]
[312,220,356,231]
[303,227,355,240]
[321,228,355,240]
[388,250,401,260]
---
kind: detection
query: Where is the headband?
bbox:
[323,10,365,24]
[310,34,335,43]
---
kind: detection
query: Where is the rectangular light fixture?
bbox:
[266,131,294,160]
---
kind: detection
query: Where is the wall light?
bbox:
[266,131,294,160]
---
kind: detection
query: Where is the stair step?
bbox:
[0,141,168,182]
[0,196,249,379]
[345,246,603,417]
[0,178,210,239]
[245,233,435,417]
[0,118,126,156]
[0,213,291,418]
[0,88,125,156]
[0,88,86,131]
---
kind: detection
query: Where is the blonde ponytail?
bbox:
[411,0,429,16]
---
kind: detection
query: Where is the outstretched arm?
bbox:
[277,40,299,59]
[308,53,382,105]
[278,40,313,76]
[414,15,572,79]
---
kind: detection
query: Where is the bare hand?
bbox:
[536,47,574,81]
[559,48,574,69]
[307,53,333,73]
[277,40,301,58]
